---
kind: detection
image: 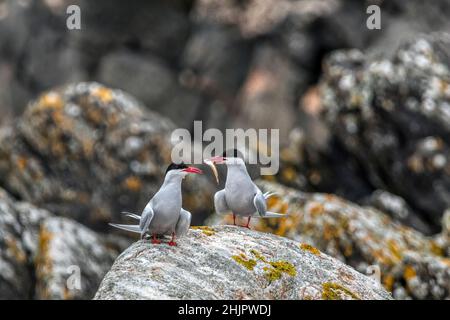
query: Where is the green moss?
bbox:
[322,282,360,300]
[232,254,257,271]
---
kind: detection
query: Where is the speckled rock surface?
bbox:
[319,34,450,229]
[94,225,391,300]
[0,82,214,229]
[34,217,117,300]
[210,181,449,299]
[0,187,126,299]
[0,187,50,299]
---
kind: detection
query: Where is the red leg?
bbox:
[151,234,161,244]
[243,216,251,229]
[233,214,236,226]
[168,232,177,246]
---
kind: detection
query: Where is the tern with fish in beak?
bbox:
[205,149,286,228]
[109,163,203,246]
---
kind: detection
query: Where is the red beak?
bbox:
[182,166,203,174]
[208,156,226,164]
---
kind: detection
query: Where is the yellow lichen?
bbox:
[300,243,321,255]
[123,176,142,192]
[250,249,268,262]
[232,254,257,271]
[263,260,297,281]
[232,250,296,281]
[191,226,216,236]
[322,282,360,300]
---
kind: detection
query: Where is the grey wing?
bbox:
[214,189,230,215]
[139,204,154,234]
[175,209,191,238]
[253,191,267,217]
[253,190,287,218]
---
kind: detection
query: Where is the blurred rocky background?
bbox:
[0,0,449,299]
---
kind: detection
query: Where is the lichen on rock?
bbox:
[94,226,391,300]
[209,180,450,300]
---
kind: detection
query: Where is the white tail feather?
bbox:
[109,223,141,233]
[258,211,287,218]
[121,211,141,220]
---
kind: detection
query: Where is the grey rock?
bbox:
[320,34,450,230]
[237,44,303,142]
[0,187,50,299]
[97,51,177,109]
[209,180,450,300]
[0,82,215,229]
[94,226,391,300]
[365,190,432,234]
[0,187,123,299]
[34,217,117,300]
[97,51,201,128]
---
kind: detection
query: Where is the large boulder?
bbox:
[0,187,50,299]
[0,82,214,229]
[34,217,118,300]
[94,226,391,300]
[209,180,450,299]
[319,34,450,230]
[0,187,124,299]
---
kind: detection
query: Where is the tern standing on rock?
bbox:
[109,163,202,246]
[205,149,285,228]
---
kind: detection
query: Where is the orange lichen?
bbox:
[123,176,142,192]
[38,92,64,110]
[281,167,297,182]
[92,87,113,103]
[430,241,444,256]
[86,108,103,124]
[383,274,395,292]
[300,243,321,255]
[309,202,324,216]
[35,226,53,299]
[5,237,27,263]
[387,239,403,262]
[403,265,417,281]
[16,156,28,171]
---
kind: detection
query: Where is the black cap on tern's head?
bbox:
[165,162,188,175]
[165,162,203,175]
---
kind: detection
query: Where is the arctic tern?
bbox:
[109,163,202,246]
[205,149,285,228]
